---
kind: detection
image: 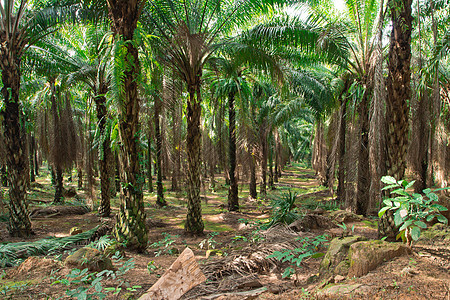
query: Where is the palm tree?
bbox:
[144,0,288,234]
[107,0,149,251]
[379,0,413,239]
[0,0,78,237]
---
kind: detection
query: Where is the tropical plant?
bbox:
[264,189,300,229]
[267,234,328,278]
[143,0,290,234]
[106,0,149,251]
[378,176,448,246]
[0,0,78,236]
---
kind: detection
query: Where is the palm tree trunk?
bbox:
[1,165,7,187]
[260,130,268,198]
[95,88,111,217]
[268,138,274,190]
[337,99,347,204]
[1,62,33,236]
[379,0,412,240]
[249,150,257,199]
[171,87,181,191]
[356,90,370,215]
[109,0,148,251]
[29,135,36,183]
[185,84,204,234]
[147,110,154,193]
[154,88,166,207]
[54,166,64,204]
[228,92,239,211]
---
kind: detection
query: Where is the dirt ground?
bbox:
[1,164,449,299]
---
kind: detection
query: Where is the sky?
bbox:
[333,0,346,12]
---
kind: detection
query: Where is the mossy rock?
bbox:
[348,240,412,277]
[329,210,363,223]
[319,236,366,277]
[65,247,114,272]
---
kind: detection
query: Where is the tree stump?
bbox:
[139,247,206,300]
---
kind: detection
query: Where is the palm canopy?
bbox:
[143,0,292,86]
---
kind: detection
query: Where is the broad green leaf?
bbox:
[383,199,393,207]
[436,214,448,224]
[381,176,397,185]
[414,221,427,229]
[428,193,438,201]
[405,180,415,189]
[382,184,400,191]
[394,211,403,226]
[410,226,421,241]
[431,204,448,212]
[412,193,422,199]
[392,189,408,196]
[378,206,390,218]
[423,188,432,195]
[426,214,435,222]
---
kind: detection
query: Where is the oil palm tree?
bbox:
[107,0,148,251]
[0,0,78,237]
[144,0,289,234]
[244,0,387,215]
[378,0,414,239]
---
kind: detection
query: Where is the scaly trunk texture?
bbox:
[268,137,274,190]
[379,0,412,240]
[109,0,148,251]
[185,84,204,234]
[29,135,36,183]
[228,92,239,211]
[1,51,33,237]
[356,90,370,215]
[154,88,166,207]
[260,130,268,198]
[77,168,83,189]
[249,151,257,199]
[337,100,347,204]
[147,116,154,193]
[171,85,181,191]
[54,166,64,204]
[95,85,112,217]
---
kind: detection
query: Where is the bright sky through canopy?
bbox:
[334,0,345,11]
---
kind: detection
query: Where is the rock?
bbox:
[70,227,82,235]
[317,283,364,297]
[206,249,223,259]
[139,248,206,300]
[288,214,336,231]
[348,240,412,277]
[65,247,114,272]
[319,236,366,277]
[329,210,363,223]
[334,275,345,283]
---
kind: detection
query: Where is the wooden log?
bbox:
[139,247,206,300]
[198,287,268,299]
